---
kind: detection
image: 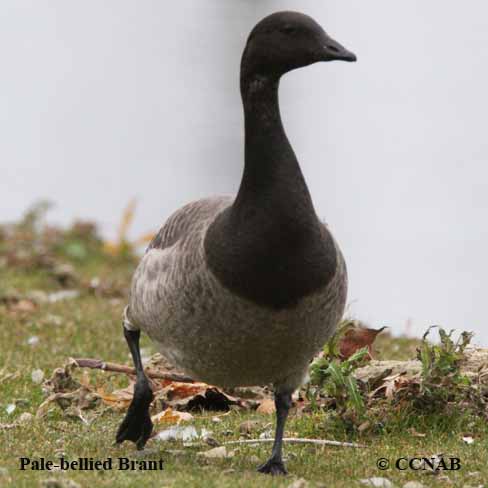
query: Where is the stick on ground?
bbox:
[223,438,365,448]
[71,357,195,383]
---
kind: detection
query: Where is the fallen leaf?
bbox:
[256,398,275,414]
[340,326,388,360]
[163,385,239,412]
[164,382,212,401]
[408,427,426,438]
[0,372,20,384]
[64,406,90,425]
[97,384,133,410]
[358,421,371,433]
[42,361,81,394]
[10,299,37,313]
[239,420,261,434]
[151,408,193,425]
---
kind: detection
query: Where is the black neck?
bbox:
[232,74,317,230]
[204,70,337,309]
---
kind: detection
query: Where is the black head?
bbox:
[242,11,356,80]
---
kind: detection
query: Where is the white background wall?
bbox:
[1,1,487,341]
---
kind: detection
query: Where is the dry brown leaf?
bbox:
[36,393,61,418]
[239,420,260,434]
[358,421,371,433]
[9,299,37,313]
[340,326,388,360]
[408,427,426,438]
[0,371,20,384]
[151,407,193,425]
[163,382,211,401]
[383,373,403,400]
[256,398,275,414]
[158,384,240,412]
[42,360,81,394]
[97,383,134,410]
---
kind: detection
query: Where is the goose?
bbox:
[115,10,355,475]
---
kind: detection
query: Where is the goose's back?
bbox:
[147,196,233,253]
[127,195,232,330]
[127,196,347,389]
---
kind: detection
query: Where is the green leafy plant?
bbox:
[309,320,369,419]
[413,326,474,410]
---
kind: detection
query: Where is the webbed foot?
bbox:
[115,380,154,450]
[257,458,288,475]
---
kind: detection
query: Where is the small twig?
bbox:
[71,358,194,383]
[223,438,365,448]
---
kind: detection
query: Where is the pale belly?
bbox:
[128,244,346,390]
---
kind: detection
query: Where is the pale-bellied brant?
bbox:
[115,10,355,475]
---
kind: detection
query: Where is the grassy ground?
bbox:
[1,220,487,487]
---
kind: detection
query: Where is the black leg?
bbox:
[257,389,292,475]
[115,327,154,450]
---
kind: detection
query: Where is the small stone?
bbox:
[132,447,160,458]
[45,314,63,326]
[436,475,452,484]
[166,450,186,458]
[403,482,425,488]
[27,336,39,346]
[31,369,45,384]
[26,290,49,303]
[197,446,233,459]
[18,412,34,424]
[5,404,15,415]
[249,455,260,464]
[211,416,222,423]
[47,290,80,303]
[41,479,81,488]
[288,479,309,488]
[359,478,393,488]
[259,430,273,439]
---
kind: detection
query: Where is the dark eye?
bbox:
[281,25,297,35]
